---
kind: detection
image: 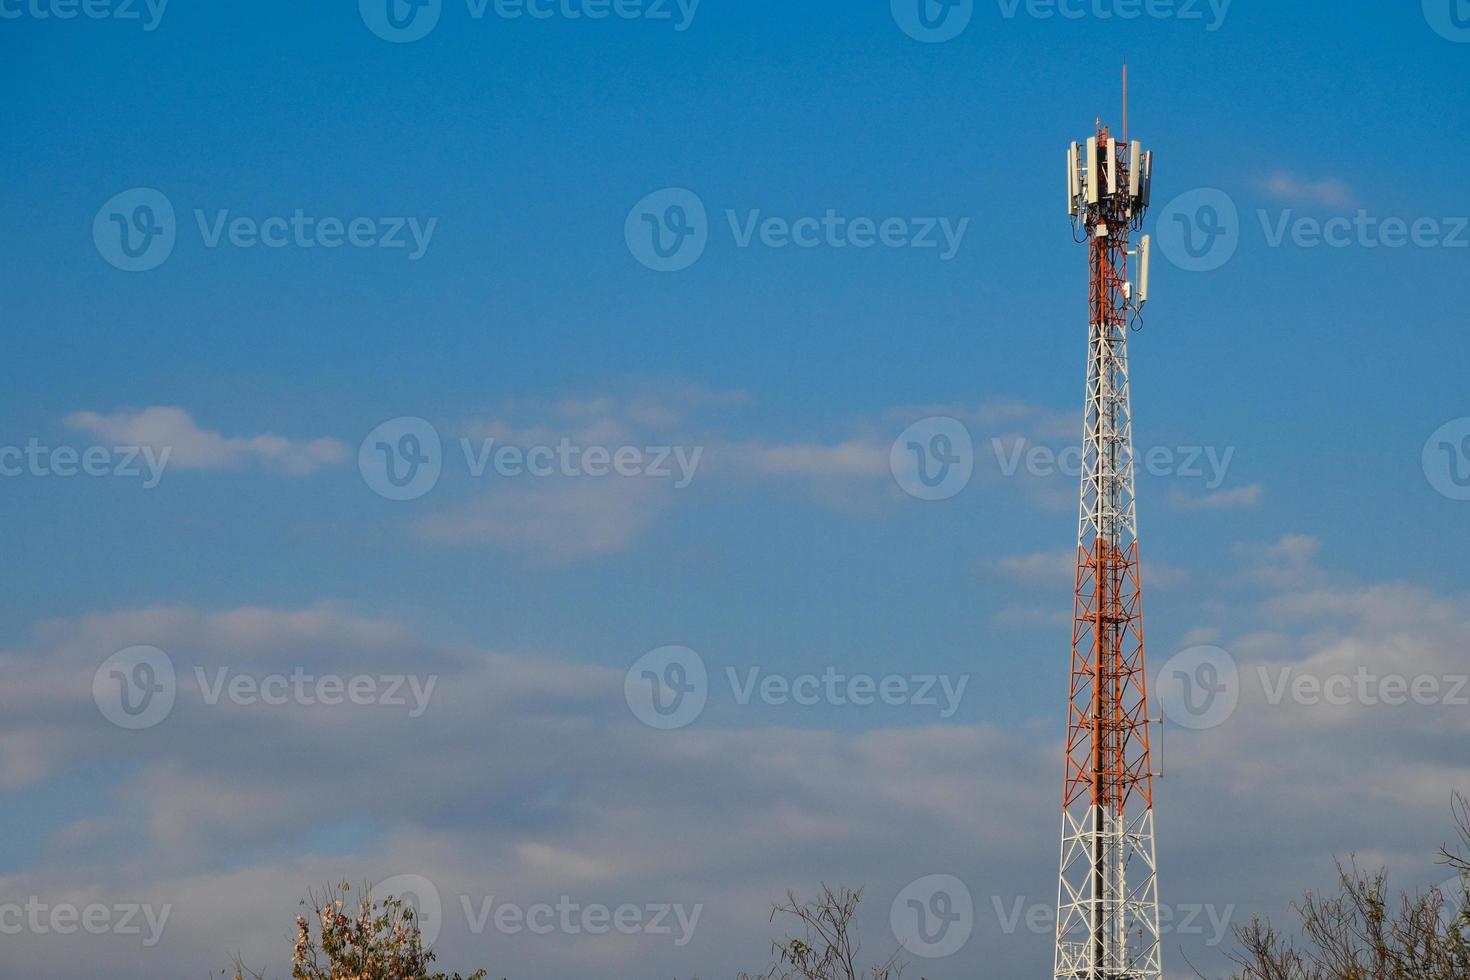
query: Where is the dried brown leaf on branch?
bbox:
[222,882,491,980]
[737,883,911,980]
[1223,795,1470,980]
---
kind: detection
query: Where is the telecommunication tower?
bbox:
[1054,76,1161,980]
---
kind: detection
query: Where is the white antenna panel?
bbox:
[1106,138,1117,195]
[1085,137,1099,205]
[1068,142,1080,215]
[1138,234,1152,305]
[1129,141,1142,198]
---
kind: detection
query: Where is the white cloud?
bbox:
[64,406,348,475]
[418,477,669,561]
[1261,173,1357,208]
[438,387,746,560]
[0,601,1055,977]
[705,399,1076,489]
[1181,625,1222,645]
[894,399,1076,442]
[1,561,1467,980]
[710,439,889,479]
[423,392,1121,560]
[985,550,1076,587]
[1233,532,1325,589]
[1170,483,1264,511]
[516,842,621,882]
[476,385,748,441]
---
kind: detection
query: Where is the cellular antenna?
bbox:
[1058,89,1160,980]
[1123,63,1128,145]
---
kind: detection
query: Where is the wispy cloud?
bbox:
[65,407,348,476]
[891,399,1076,442]
[1261,172,1357,208]
[1170,483,1264,511]
[984,550,1076,588]
[439,388,738,561]
[709,439,889,479]
[5,565,1469,978]
[422,390,1234,561]
[1232,532,1325,590]
[708,400,1075,486]
[473,384,749,442]
[418,477,669,562]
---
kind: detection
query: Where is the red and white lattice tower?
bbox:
[1054,85,1160,980]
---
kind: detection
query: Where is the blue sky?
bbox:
[2,2,1469,978]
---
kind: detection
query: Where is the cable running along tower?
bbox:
[1055,79,1160,980]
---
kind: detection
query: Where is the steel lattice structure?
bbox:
[1055,109,1160,980]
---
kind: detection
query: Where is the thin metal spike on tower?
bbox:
[1056,79,1160,980]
